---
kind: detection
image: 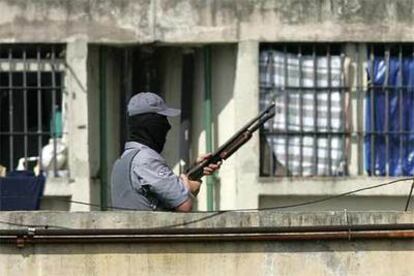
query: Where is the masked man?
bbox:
[111,92,220,211]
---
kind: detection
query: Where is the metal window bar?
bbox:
[312,45,318,176]
[298,46,304,176]
[261,45,348,176]
[284,45,289,176]
[384,46,390,176]
[399,46,404,176]
[340,50,346,176]
[51,45,58,176]
[37,46,43,169]
[356,44,363,175]
[260,43,414,177]
[366,44,410,176]
[327,45,333,176]
[23,48,28,164]
[8,48,14,171]
[0,44,65,176]
[269,51,275,174]
[369,45,375,176]
[260,43,347,177]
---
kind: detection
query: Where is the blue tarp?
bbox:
[0,171,45,210]
[366,57,414,176]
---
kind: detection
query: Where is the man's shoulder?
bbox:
[126,143,165,164]
[137,147,164,162]
[129,145,174,179]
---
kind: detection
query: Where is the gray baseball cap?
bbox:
[127,92,181,117]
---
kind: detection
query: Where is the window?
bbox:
[0,45,65,176]
[259,43,414,177]
[366,45,414,176]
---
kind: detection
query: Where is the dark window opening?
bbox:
[0,44,65,175]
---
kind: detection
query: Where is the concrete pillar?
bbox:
[233,40,260,209]
[65,40,92,211]
[211,45,237,210]
[191,45,238,211]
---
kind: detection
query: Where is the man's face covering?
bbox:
[128,113,171,153]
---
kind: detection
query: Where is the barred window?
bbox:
[366,45,414,177]
[0,45,66,176]
[259,43,414,177]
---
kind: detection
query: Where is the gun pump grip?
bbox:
[187,159,209,181]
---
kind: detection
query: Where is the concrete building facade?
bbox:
[0,0,413,212]
[0,210,413,276]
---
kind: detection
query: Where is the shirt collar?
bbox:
[124,141,147,151]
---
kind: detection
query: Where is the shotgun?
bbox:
[187,103,275,181]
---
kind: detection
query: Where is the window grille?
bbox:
[259,43,414,177]
[0,44,65,176]
[365,44,414,177]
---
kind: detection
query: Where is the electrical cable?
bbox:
[56,177,414,212]
[404,179,414,211]
[0,177,413,230]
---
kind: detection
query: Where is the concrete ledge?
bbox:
[42,177,72,197]
[257,177,414,196]
[0,211,412,230]
[0,211,413,276]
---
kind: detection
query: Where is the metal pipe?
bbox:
[204,45,214,211]
[1,231,414,245]
[99,46,108,211]
[1,223,413,236]
[0,225,414,247]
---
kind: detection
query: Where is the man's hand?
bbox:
[196,153,222,176]
[180,174,201,196]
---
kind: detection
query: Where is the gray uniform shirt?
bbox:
[111,142,189,210]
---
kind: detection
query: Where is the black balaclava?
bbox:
[128,113,171,153]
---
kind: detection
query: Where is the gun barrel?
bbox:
[186,103,275,181]
[214,103,275,153]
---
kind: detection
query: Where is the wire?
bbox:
[57,177,414,212]
[0,177,413,230]
[0,219,69,229]
[404,179,414,211]
[235,177,414,212]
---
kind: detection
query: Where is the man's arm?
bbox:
[175,174,201,212]
[175,198,193,212]
[175,155,221,212]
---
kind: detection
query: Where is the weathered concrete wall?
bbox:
[2,0,414,43]
[0,211,413,276]
[233,40,261,209]
[65,40,94,211]
[190,45,237,210]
